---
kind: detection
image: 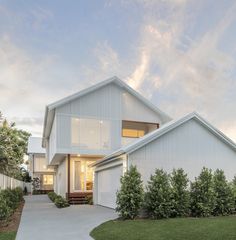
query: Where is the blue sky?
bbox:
[0,0,236,141]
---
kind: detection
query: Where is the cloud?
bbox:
[120,0,236,140]
[0,0,235,142]
[0,35,61,135]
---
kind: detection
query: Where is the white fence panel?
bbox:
[0,173,25,190]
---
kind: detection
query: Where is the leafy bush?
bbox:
[190,167,216,217]
[116,165,144,219]
[32,189,40,195]
[0,192,11,221]
[231,176,236,212]
[32,177,40,193]
[1,188,19,210]
[86,195,93,205]
[14,187,24,203]
[212,169,234,216]
[54,196,70,208]
[145,169,172,219]
[0,187,23,222]
[170,169,190,217]
[48,192,57,202]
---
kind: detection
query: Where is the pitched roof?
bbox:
[92,112,236,167]
[27,137,45,154]
[42,76,172,146]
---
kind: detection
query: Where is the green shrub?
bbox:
[54,196,70,208]
[212,169,234,216]
[231,175,236,212]
[190,167,216,217]
[170,169,190,217]
[48,192,57,202]
[0,192,11,221]
[145,169,172,219]
[14,187,24,202]
[1,188,19,210]
[86,195,93,205]
[116,165,144,220]
[32,189,40,195]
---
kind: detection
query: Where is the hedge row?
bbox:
[48,192,70,208]
[116,166,236,219]
[0,187,23,222]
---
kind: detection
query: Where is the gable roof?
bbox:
[42,76,172,147]
[92,112,236,167]
[28,137,45,154]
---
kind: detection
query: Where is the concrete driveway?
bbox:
[16,195,118,240]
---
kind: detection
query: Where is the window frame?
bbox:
[121,120,159,139]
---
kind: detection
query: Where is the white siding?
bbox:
[122,92,162,123]
[49,83,163,161]
[49,117,57,163]
[129,119,236,183]
[55,157,67,197]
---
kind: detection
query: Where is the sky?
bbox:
[0,0,236,141]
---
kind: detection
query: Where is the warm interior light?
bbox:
[77,154,81,157]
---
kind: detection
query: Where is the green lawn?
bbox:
[0,231,16,240]
[90,216,236,240]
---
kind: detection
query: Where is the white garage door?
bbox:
[97,165,122,209]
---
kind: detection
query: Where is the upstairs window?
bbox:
[122,120,159,138]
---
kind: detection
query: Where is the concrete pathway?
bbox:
[16,195,118,240]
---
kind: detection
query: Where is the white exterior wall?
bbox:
[48,83,163,162]
[129,119,236,183]
[49,118,57,163]
[55,157,67,197]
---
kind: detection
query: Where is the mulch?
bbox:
[0,201,25,232]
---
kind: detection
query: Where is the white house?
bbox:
[27,137,55,192]
[40,76,236,208]
[92,112,236,208]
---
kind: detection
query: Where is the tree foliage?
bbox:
[145,169,172,219]
[212,169,234,216]
[116,165,144,219]
[0,111,30,179]
[170,168,190,217]
[190,167,216,217]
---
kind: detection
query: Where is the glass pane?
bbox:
[79,119,100,149]
[71,118,80,145]
[71,117,111,150]
[74,161,84,191]
[86,161,94,191]
[43,175,53,185]
[100,120,110,149]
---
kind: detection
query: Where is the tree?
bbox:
[190,167,216,217]
[20,167,32,182]
[231,175,236,212]
[0,112,30,178]
[145,169,172,219]
[170,168,190,217]
[212,169,234,216]
[116,165,144,219]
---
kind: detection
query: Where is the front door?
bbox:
[74,160,94,192]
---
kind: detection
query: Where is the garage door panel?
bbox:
[97,165,122,209]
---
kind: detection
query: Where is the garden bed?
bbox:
[0,200,24,240]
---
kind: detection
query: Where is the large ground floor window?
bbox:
[74,160,94,192]
[43,174,54,185]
